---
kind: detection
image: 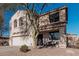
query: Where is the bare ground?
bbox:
[0,46,79,56]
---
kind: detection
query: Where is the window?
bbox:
[19,17,24,26]
[14,20,17,28]
[49,12,59,22]
[49,31,60,40]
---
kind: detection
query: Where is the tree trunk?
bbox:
[32,37,37,48]
[31,26,38,48]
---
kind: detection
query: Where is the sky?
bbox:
[3,3,79,36]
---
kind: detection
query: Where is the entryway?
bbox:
[37,34,43,46]
[37,31,60,48]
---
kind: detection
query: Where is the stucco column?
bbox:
[59,27,66,48]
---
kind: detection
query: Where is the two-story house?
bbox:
[9,6,68,48]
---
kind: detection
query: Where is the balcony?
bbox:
[39,21,67,32]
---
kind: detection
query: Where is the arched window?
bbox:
[14,20,17,28]
[19,17,24,26]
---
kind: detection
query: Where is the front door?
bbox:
[37,34,43,46]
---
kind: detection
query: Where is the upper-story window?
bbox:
[14,19,17,28]
[19,17,24,26]
[49,12,59,23]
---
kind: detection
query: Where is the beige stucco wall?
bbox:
[9,10,34,47]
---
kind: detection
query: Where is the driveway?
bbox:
[0,46,79,56]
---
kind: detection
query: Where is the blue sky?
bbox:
[3,3,79,36]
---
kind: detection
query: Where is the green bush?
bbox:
[20,45,30,52]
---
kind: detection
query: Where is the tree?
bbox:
[21,3,48,48]
[0,3,49,48]
[0,16,4,36]
[0,4,10,37]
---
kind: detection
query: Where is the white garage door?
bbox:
[12,36,33,46]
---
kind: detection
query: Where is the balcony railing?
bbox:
[39,21,67,32]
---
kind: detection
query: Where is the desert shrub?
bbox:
[20,45,30,52]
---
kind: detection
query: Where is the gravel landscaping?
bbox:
[0,46,79,56]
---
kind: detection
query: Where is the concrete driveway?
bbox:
[0,46,79,56]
